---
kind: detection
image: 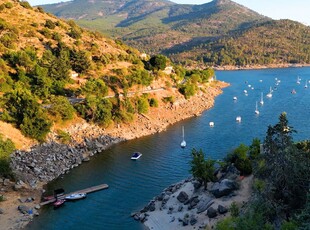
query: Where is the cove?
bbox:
[26,67,310,230]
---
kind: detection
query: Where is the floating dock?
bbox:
[40,184,109,206]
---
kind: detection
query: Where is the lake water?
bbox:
[26,67,310,230]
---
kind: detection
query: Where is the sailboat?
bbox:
[255,101,259,115]
[180,126,186,148]
[266,87,272,98]
[260,92,264,105]
[297,76,301,84]
[305,80,308,88]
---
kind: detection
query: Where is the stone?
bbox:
[218,205,228,214]
[210,179,239,198]
[148,202,156,212]
[18,205,29,214]
[196,197,213,214]
[34,205,41,210]
[3,179,10,186]
[19,197,27,203]
[82,157,90,162]
[0,208,4,214]
[190,215,198,226]
[177,191,189,203]
[178,205,183,212]
[207,207,217,218]
[182,218,189,226]
[193,181,202,189]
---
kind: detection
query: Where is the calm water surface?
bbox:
[27,67,310,230]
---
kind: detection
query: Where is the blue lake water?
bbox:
[26,67,310,230]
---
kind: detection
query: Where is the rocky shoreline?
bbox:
[0,81,228,229]
[213,63,310,71]
[132,166,253,230]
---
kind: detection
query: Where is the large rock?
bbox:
[207,207,217,218]
[0,208,4,214]
[218,205,228,214]
[210,179,239,198]
[18,205,29,214]
[196,197,213,214]
[177,191,189,203]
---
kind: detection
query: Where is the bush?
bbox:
[235,158,252,175]
[56,130,71,144]
[230,202,239,218]
[20,1,32,9]
[45,19,56,29]
[149,98,158,107]
[48,96,75,121]
[162,96,175,104]
[0,135,15,178]
[4,2,13,9]
[137,97,149,113]
[178,83,197,99]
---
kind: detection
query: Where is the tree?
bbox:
[149,55,167,71]
[190,148,216,188]
[82,78,108,97]
[48,96,75,121]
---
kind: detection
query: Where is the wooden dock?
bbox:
[40,184,109,206]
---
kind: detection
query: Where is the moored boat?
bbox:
[65,193,86,200]
[131,152,142,160]
[53,199,65,208]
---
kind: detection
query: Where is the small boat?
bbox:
[131,152,142,160]
[180,126,186,148]
[65,193,86,200]
[291,89,296,94]
[255,101,259,115]
[236,116,241,122]
[305,80,308,88]
[259,80,263,82]
[266,86,272,98]
[43,195,54,201]
[233,96,237,101]
[53,199,65,208]
[243,90,247,94]
[260,92,264,105]
[209,122,214,127]
[297,76,301,84]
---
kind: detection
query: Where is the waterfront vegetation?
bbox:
[0,134,15,178]
[196,112,310,230]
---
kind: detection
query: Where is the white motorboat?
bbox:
[209,122,214,127]
[233,96,237,101]
[65,193,86,200]
[236,116,241,122]
[131,152,142,160]
[180,126,186,148]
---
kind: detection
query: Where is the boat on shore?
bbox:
[131,152,142,160]
[65,193,86,201]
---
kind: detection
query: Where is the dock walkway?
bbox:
[40,184,109,206]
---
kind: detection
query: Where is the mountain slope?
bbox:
[42,0,268,58]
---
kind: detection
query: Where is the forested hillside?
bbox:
[0,0,214,143]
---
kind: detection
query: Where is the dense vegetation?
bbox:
[0,135,15,178]
[190,113,310,229]
[0,0,214,143]
[43,0,310,67]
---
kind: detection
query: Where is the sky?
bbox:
[27,0,310,25]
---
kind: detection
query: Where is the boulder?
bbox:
[210,179,239,198]
[218,205,228,214]
[177,191,189,203]
[182,218,189,226]
[190,215,198,226]
[193,181,202,190]
[18,205,29,214]
[178,205,183,212]
[196,197,213,214]
[0,208,4,214]
[18,197,27,203]
[148,202,156,212]
[207,207,217,218]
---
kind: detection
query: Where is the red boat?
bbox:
[53,199,65,208]
[43,195,54,201]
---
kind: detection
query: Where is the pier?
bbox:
[40,184,109,206]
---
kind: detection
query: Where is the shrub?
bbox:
[45,19,56,29]
[0,135,15,178]
[162,96,175,104]
[235,158,252,175]
[56,130,71,144]
[137,97,149,113]
[230,202,239,218]
[178,83,197,99]
[20,1,32,9]
[48,96,75,121]
[149,98,158,107]
[4,2,13,9]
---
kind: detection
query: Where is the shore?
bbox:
[213,63,310,71]
[0,80,229,230]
